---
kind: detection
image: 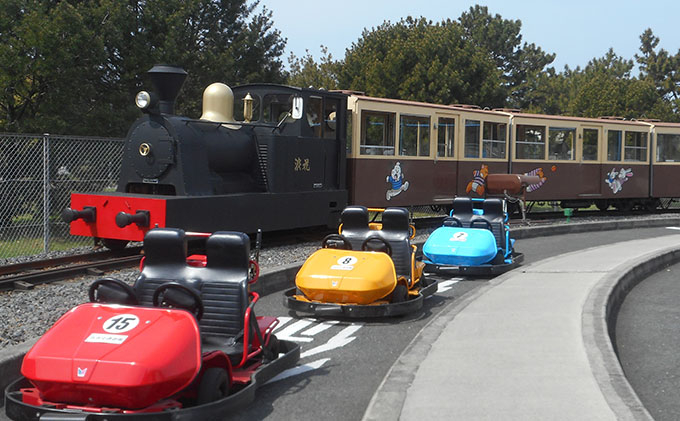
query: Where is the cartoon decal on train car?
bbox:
[605,168,633,193]
[524,167,548,192]
[386,162,410,200]
[466,164,488,196]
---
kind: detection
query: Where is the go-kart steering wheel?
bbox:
[152,282,204,321]
[88,278,138,305]
[322,234,352,250]
[361,235,392,256]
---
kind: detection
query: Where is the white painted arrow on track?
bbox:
[436,278,461,293]
[266,358,330,384]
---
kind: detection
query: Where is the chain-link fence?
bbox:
[0,133,124,259]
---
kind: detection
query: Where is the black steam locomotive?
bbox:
[63,65,348,248]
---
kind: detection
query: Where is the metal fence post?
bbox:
[43,133,50,253]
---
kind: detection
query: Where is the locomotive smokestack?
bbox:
[147,64,187,114]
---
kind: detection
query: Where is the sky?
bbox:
[260,0,680,72]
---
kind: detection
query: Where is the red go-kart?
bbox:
[4,228,299,420]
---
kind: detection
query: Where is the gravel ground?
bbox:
[1,212,677,350]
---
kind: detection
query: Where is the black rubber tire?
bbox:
[265,334,280,361]
[102,238,129,250]
[596,201,608,212]
[391,284,408,303]
[196,367,230,405]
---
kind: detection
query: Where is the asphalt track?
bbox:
[226,226,678,421]
[616,258,680,421]
[1,225,678,420]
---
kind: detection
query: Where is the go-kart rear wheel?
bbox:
[197,367,230,404]
[391,284,408,303]
[265,334,280,361]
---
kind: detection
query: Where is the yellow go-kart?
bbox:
[284,206,437,317]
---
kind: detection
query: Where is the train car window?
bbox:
[234,93,260,122]
[324,98,340,140]
[399,115,430,156]
[465,120,481,158]
[308,96,323,137]
[624,131,648,162]
[263,94,294,123]
[607,130,622,161]
[437,117,455,157]
[657,133,680,162]
[516,125,545,160]
[482,122,506,159]
[548,127,575,160]
[582,129,599,161]
[361,111,395,155]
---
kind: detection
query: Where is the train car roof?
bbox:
[345,93,508,116]
[340,91,680,127]
[232,83,347,98]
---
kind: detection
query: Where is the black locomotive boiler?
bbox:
[63,65,348,248]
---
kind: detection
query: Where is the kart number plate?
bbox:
[85,333,128,345]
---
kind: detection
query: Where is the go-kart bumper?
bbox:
[4,340,300,421]
[424,252,524,276]
[283,280,438,318]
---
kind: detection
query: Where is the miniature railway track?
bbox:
[0,248,143,292]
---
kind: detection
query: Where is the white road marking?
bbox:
[272,316,292,333]
[437,279,461,293]
[274,319,316,343]
[302,320,340,336]
[265,358,330,384]
[666,226,680,230]
[301,324,363,358]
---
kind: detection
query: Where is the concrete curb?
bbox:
[582,245,680,420]
[2,217,679,412]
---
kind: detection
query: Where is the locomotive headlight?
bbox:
[135,91,152,109]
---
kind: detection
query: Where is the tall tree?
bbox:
[337,17,506,107]
[0,0,287,136]
[288,46,340,90]
[636,28,680,110]
[458,5,555,107]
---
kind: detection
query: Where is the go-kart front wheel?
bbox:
[197,367,230,405]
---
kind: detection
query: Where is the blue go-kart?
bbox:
[422,197,523,275]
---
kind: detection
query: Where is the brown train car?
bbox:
[344,92,680,212]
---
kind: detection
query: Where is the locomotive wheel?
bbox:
[102,238,130,251]
[596,201,609,212]
[196,367,230,404]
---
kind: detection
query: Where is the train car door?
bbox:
[578,125,602,197]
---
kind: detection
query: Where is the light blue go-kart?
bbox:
[422,197,523,275]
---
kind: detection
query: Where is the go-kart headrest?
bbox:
[483,199,504,219]
[143,228,187,265]
[452,197,473,216]
[206,231,250,270]
[341,206,369,233]
[381,207,409,234]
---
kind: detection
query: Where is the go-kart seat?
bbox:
[482,199,507,250]
[134,228,196,305]
[451,197,474,227]
[380,207,413,280]
[200,231,250,340]
[340,205,370,250]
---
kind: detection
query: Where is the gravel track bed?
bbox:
[1,212,677,350]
